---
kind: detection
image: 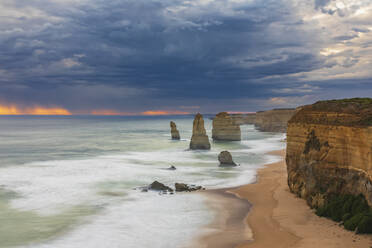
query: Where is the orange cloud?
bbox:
[141,110,190,116]
[0,105,190,116]
[0,104,71,115]
[90,109,190,116]
[90,110,137,116]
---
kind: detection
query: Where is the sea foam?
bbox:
[0,121,285,248]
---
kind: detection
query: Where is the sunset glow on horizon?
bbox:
[0,104,71,115]
[90,110,137,116]
[0,105,191,116]
[141,110,190,116]
[91,109,190,116]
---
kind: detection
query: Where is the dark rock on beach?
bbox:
[138,181,204,194]
[148,181,174,192]
[175,183,204,192]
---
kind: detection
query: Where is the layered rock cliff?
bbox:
[230,113,256,125]
[170,121,180,140]
[190,113,211,150]
[286,98,372,208]
[255,108,296,132]
[212,112,241,141]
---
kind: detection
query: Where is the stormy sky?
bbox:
[0,0,371,114]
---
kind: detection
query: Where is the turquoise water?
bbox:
[0,116,285,248]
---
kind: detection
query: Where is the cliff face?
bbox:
[170,121,180,140]
[230,113,256,125]
[286,98,372,208]
[255,108,296,132]
[190,113,211,150]
[212,112,241,141]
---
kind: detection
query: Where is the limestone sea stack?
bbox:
[218,151,236,166]
[189,113,211,150]
[286,98,372,208]
[212,112,241,141]
[170,121,180,140]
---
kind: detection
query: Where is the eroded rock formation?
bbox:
[148,181,174,192]
[286,98,372,208]
[218,151,237,166]
[170,121,180,140]
[190,113,211,150]
[175,183,204,192]
[255,108,296,132]
[230,113,256,125]
[212,112,241,141]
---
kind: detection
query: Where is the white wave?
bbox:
[0,128,286,248]
[23,193,213,248]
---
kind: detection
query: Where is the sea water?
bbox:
[0,115,285,248]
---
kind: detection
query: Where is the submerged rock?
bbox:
[148,181,174,192]
[167,165,176,170]
[138,181,204,194]
[175,183,204,192]
[218,151,237,166]
[212,112,241,141]
[170,121,180,140]
[189,113,211,150]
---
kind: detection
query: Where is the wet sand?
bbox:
[197,150,372,248]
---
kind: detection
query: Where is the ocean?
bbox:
[0,115,285,248]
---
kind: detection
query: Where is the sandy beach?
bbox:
[198,150,372,248]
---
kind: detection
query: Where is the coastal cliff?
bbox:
[209,109,294,133]
[230,113,256,125]
[255,108,296,132]
[286,98,372,209]
[190,113,211,150]
[212,112,241,141]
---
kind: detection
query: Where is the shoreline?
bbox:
[196,149,372,248]
[194,188,252,248]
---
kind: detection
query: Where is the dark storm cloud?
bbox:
[0,0,371,112]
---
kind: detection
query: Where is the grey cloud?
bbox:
[352,28,370,33]
[333,34,359,41]
[0,0,370,112]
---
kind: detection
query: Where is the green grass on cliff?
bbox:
[316,194,372,234]
[327,98,372,105]
[294,97,372,126]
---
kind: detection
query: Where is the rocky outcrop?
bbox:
[170,121,180,140]
[175,183,204,192]
[166,165,176,170]
[212,112,241,141]
[286,98,372,208]
[255,108,296,132]
[218,151,237,166]
[148,181,174,192]
[190,113,211,150]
